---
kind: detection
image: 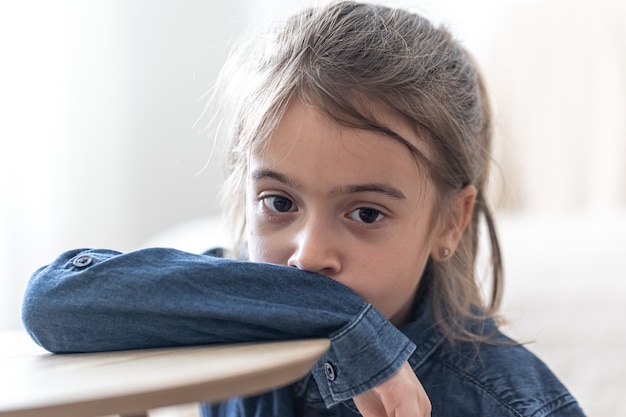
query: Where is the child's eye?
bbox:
[348,207,385,224]
[262,195,297,213]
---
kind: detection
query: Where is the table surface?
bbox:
[0,331,330,417]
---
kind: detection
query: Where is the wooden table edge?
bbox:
[0,338,331,417]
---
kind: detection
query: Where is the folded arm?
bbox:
[22,247,415,408]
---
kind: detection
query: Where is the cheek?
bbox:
[246,222,268,263]
[246,219,286,264]
[343,244,421,294]
[368,226,432,290]
[360,248,429,320]
[245,204,265,262]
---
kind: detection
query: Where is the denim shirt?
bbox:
[21,248,585,417]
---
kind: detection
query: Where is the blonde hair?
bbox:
[212,1,503,343]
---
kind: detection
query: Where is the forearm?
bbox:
[22,247,415,407]
[23,248,355,351]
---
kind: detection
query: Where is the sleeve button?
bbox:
[324,362,337,381]
[72,255,93,268]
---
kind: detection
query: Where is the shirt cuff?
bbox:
[311,304,416,408]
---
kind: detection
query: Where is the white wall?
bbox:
[0,0,246,329]
[487,0,626,210]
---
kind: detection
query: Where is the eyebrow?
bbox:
[337,183,406,200]
[251,169,406,200]
[251,169,301,190]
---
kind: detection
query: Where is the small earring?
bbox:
[439,247,451,259]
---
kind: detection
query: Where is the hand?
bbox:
[353,362,431,417]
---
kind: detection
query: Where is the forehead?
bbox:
[249,99,432,196]
[252,97,430,155]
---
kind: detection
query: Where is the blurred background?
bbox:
[1,0,624,416]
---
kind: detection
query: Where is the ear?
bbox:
[431,185,477,262]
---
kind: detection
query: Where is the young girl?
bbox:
[22,2,585,416]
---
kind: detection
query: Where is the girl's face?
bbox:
[246,100,441,327]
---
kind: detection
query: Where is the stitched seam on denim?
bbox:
[529,394,580,417]
[328,340,415,399]
[409,333,446,370]
[438,360,579,417]
[329,304,372,340]
[436,359,524,417]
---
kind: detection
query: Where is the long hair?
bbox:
[212,1,503,342]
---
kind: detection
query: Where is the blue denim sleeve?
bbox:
[21,247,415,408]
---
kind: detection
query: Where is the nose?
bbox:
[287,220,342,277]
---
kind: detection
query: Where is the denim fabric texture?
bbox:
[22,248,585,416]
